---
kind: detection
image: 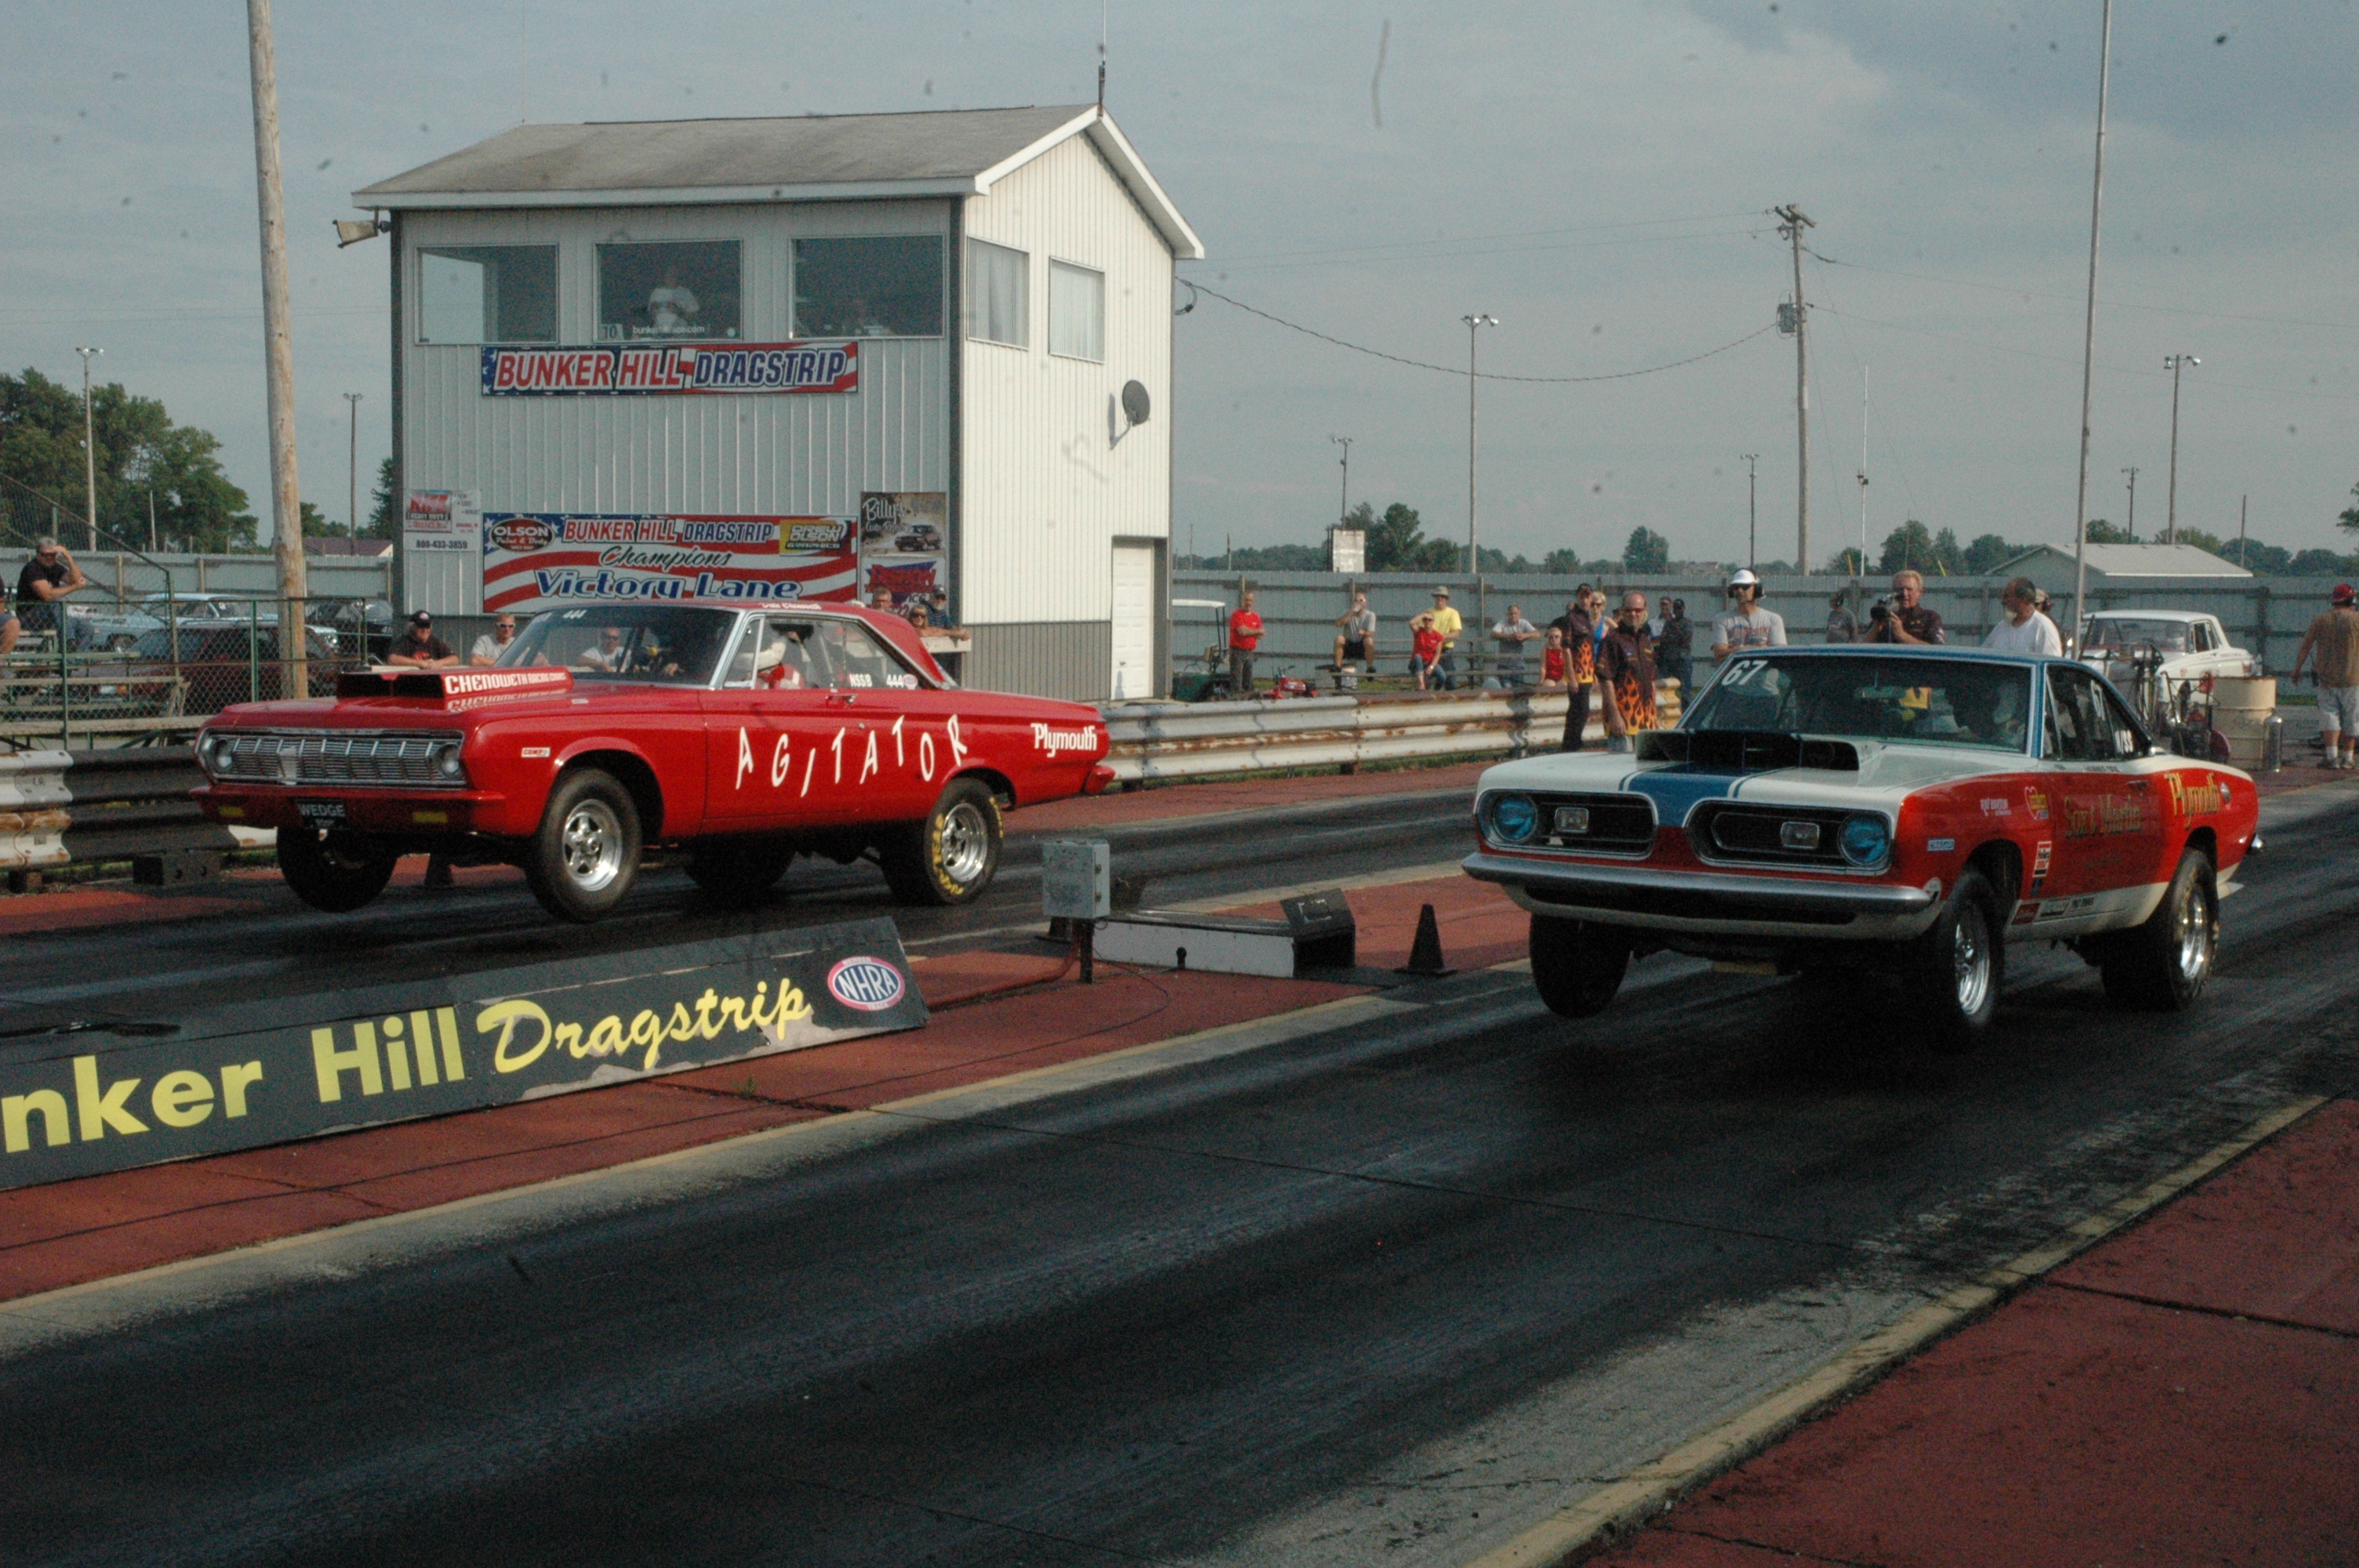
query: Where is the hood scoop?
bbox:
[336,666,574,706]
[1637,730,1861,772]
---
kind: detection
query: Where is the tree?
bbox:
[1928,527,1962,574]
[1826,546,1868,575]
[1874,520,1935,575]
[2172,526,2224,555]
[0,367,256,553]
[1962,533,2019,575]
[2083,517,2130,543]
[1622,526,1670,573]
[2338,481,2359,539]
[2234,540,2292,572]
[365,455,398,539]
[1365,501,1457,573]
[2291,548,2352,575]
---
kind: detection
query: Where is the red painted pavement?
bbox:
[1592,1098,2359,1568]
[0,887,262,936]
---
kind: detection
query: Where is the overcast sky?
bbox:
[6,1,2355,568]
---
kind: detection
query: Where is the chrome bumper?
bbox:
[1463,850,1940,938]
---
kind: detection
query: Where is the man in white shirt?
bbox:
[1983,576,2063,655]
[1490,604,1538,686]
[1710,568,1787,658]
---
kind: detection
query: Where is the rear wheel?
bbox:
[524,768,642,923]
[1528,915,1630,1018]
[1903,868,2003,1052]
[2099,849,2216,1011]
[879,779,1002,906]
[278,829,397,913]
[685,836,794,906]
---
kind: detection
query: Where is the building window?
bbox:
[793,236,943,337]
[965,240,1028,347]
[416,246,556,343]
[1048,260,1103,362]
[596,241,740,340]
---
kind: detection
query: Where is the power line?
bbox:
[1181,281,1776,383]
[1803,245,2359,333]
[1200,209,1765,268]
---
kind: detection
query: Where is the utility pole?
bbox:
[1330,434,1352,524]
[2069,0,2115,652]
[1462,314,1497,574]
[73,347,103,550]
[2163,353,2199,546]
[247,0,308,685]
[2121,466,2138,540]
[345,393,363,540]
[1857,365,1870,573]
[1740,453,1759,573]
[1772,206,1814,574]
[2237,494,2248,567]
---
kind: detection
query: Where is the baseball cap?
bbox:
[2335,583,2355,605]
[409,611,433,626]
[1431,586,1451,597]
[1727,568,1761,590]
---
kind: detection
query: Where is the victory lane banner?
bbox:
[482,512,857,616]
[0,918,925,1192]
[481,341,857,397]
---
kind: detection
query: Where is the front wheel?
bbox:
[524,768,642,922]
[1528,915,1629,1018]
[878,779,1002,906]
[278,829,397,913]
[1902,868,2003,1052]
[685,836,794,907]
[2099,849,2216,1011]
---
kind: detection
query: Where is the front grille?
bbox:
[208,730,464,787]
[1528,792,1657,855]
[1690,804,1858,869]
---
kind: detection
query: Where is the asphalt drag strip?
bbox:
[1,791,2354,1566]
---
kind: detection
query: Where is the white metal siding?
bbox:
[959,135,1174,631]
[400,201,951,520]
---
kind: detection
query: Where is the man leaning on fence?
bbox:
[387,611,459,670]
[7,538,89,657]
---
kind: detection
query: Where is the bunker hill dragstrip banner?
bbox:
[482,513,856,615]
[0,919,926,1192]
[480,341,858,397]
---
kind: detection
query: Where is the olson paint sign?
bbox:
[482,513,857,616]
[0,919,925,1192]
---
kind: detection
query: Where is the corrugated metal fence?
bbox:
[1176,569,2346,684]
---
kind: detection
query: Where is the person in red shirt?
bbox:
[1227,590,1263,699]
[1409,611,1446,690]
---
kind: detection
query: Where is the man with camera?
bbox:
[1860,568,1946,645]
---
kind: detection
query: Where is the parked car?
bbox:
[1463,645,2259,1048]
[895,524,943,553]
[2079,609,2258,730]
[116,624,339,715]
[75,593,345,654]
[193,602,1115,922]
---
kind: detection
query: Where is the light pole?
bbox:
[1330,434,1352,525]
[73,347,103,549]
[345,393,363,540]
[1740,453,1759,572]
[1462,313,1497,574]
[2121,465,2138,540]
[2163,354,2198,546]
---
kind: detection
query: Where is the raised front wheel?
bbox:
[524,768,642,923]
[278,829,396,913]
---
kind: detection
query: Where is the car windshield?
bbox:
[2085,617,2192,653]
[1687,653,2034,753]
[500,605,735,685]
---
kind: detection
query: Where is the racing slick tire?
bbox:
[524,768,642,923]
[685,836,795,906]
[1528,914,1630,1019]
[277,829,398,913]
[879,778,1002,906]
[2097,848,2217,1012]
[1902,867,2003,1052]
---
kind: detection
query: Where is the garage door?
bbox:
[1110,543,1156,702]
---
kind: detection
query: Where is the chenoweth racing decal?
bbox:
[479,341,858,397]
[483,513,856,616]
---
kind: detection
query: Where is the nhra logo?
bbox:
[826,956,907,1012]
[489,516,556,553]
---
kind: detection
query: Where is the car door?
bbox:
[2047,665,2151,905]
[700,613,841,829]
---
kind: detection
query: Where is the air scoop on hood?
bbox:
[1638,730,1863,772]
[336,666,574,706]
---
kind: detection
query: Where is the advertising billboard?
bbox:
[482,513,857,615]
[858,492,947,608]
[478,342,859,397]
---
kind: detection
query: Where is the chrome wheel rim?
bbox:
[560,798,625,892]
[2175,879,2215,984]
[1953,902,1992,1017]
[936,800,991,886]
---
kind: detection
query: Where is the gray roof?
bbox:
[354,104,1203,257]
[1995,542,2252,579]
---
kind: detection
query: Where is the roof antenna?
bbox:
[1097,0,1107,111]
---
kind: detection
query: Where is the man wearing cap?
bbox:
[1427,586,1463,690]
[1824,591,1859,645]
[1983,576,2063,656]
[1710,569,1787,659]
[387,611,458,669]
[10,536,89,655]
[2292,583,2359,769]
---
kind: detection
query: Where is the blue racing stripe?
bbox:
[1623,767,1741,827]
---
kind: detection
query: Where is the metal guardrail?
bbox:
[0,746,250,884]
[1100,682,1685,784]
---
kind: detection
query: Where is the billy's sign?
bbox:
[0,919,925,1192]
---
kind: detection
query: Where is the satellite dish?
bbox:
[1120,380,1151,426]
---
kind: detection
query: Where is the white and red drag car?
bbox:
[1463,646,2260,1047]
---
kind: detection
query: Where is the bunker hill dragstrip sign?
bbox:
[482,514,857,615]
[0,919,925,1192]
[480,341,858,397]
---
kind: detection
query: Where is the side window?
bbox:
[418,245,558,343]
[813,621,921,690]
[965,239,1028,347]
[2189,622,2211,652]
[597,241,740,341]
[1048,260,1104,361]
[794,237,944,337]
[2096,681,2148,757]
[2047,669,2116,761]
[743,619,822,691]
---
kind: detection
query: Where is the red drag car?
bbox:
[193,603,1113,921]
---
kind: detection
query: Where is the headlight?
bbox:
[198,734,230,775]
[1838,815,1891,867]
[434,742,464,779]
[1485,792,1539,844]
